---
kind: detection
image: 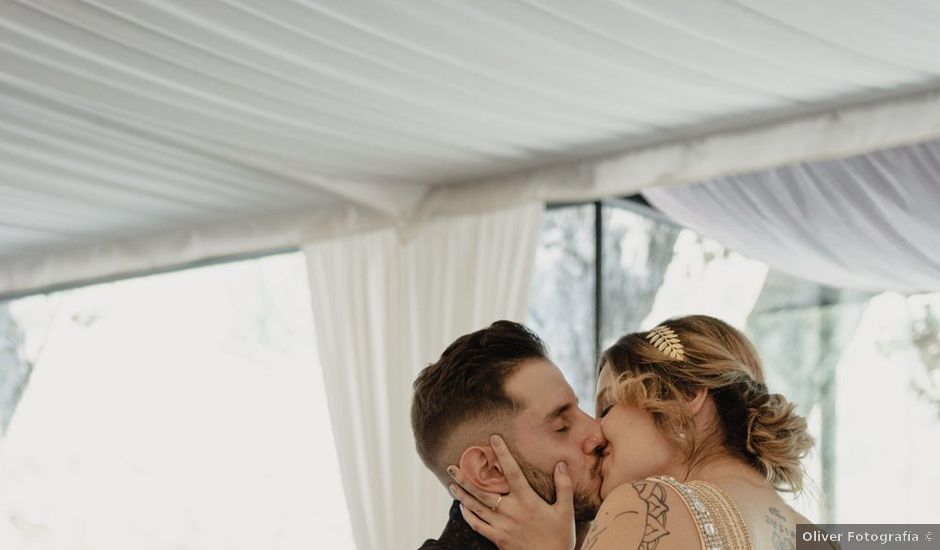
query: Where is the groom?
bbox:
[411,320,607,549]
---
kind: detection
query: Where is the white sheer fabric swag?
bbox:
[644,140,940,293]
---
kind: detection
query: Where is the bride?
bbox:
[450,315,818,550]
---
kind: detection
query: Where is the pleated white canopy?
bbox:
[3,0,940,296]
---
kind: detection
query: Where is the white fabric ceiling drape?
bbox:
[303,202,543,550]
[419,87,940,219]
[644,140,940,293]
[5,0,940,296]
[3,84,940,299]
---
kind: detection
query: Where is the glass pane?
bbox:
[599,204,681,349]
[0,253,356,549]
[0,302,32,435]
[746,271,871,522]
[833,291,940,523]
[528,205,596,407]
[642,228,769,328]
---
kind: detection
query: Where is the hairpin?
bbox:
[646,325,685,360]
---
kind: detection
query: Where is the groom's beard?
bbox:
[515,456,601,522]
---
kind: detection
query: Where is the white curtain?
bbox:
[303,202,543,550]
[644,140,940,293]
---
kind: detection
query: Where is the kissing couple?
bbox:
[412,315,821,550]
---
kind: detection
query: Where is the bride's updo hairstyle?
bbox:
[599,314,814,492]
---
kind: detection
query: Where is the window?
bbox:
[528,204,596,407]
[529,200,940,523]
[0,253,356,550]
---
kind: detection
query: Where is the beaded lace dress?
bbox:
[649,475,753,550]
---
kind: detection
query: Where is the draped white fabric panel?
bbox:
[303,203,543,550]
[644,140,940,293]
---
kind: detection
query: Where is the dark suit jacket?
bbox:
[418,500,497,550]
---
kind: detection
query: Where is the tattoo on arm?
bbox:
[765,506,795,550]
[582,481,670,550]
[634,481,670,548]
[582,527,605,550]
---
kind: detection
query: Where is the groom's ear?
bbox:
[457,445,511,494]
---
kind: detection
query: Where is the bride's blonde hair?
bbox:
[599,315,814,492]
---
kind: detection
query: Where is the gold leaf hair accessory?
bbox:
[646,325,685,360]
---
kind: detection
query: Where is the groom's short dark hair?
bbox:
[411,320,547,479]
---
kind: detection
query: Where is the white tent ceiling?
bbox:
[3,0,940,296]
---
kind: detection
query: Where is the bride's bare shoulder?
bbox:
[580,480,698,550]
[744,499,815,546]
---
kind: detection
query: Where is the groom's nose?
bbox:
[581,419,607,455]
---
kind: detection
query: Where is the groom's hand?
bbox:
[448,434,575,550]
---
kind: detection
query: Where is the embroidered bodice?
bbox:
[649,475,753,550]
